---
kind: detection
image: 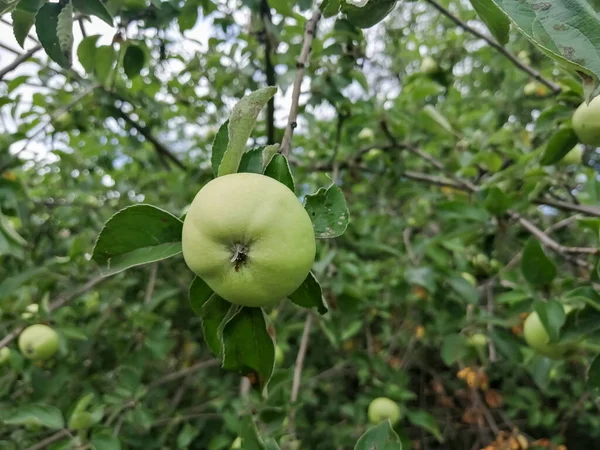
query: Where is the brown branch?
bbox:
[148,359,220,388]
[25,430,70,450]
[424,0,561,94]
[280,11,321,156]
[535,197,600,218]
[114,107,187,171]
[0,41,21,56]
[288,313,313,437]
[0,44,42,81]
[144,263,158,304]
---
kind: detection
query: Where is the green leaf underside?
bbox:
[201,295,234,356]
[521,238,557,286]
[222,307,275,391]
[188,277,214,316]
[92,204,183,276]
[304,184,349,238]
[264,154,295,192]
[288,271,328,314]
[217,87,278,176]
[77,35,101,73]
[354,420,402,450]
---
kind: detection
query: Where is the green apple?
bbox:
[523,311,573,359]
[275,345,285,367]
[561,144,584,165]
[420,56,439,75]
[182,173,316,307]
[517,51,531,65]
[358,127,375,141]
[231,437,242,449]
[0,347,10,365]
[573,96,600,146]
[461,272,477,287]
[467,333,487,348]
[18,324,59,361]
[367,397,402,425]
[21,303,39,320]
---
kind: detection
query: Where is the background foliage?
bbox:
[1,0,600,449]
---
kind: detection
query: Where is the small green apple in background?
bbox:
[231,437,242,449]
[21,303,39,320]
[523,81,549,97]
[517,50,531,65]
[420,56,439,75]
[573,95,600,146]
[18,324,59,361]
[467,333,487,349]
[182,173,316,308]
[367,397,402,425]
[523,307,576,360]
[561,144,584,165]
[275,345,285,367]
[358,127,375,141]
[0,347,10,365]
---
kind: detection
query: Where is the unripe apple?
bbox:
[573,96,600,146]
[18,324,59,361]
[467,333,487,348]
[358,128,375,141]
[275,345,285,367]
[517,51,531,65]
[523,81,549,97]
[367,397,402,425]
[231,437,242,449]
[561,144,584,165]
[0,347,10,365]
[182,173,316,307]
[461,272,477,287]
[420,56,439,75]
[523,311,574,359]
[21,303,39,320]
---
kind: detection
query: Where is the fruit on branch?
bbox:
[523,81,549,97]
[358,128,375,141]
[573,96,600,146]
[21,303,39,319]
[18,324,59,361]
[367,397,402,425]
[182,173,316,308]
[523,309,577,360]
[0,347,10,365]
[467,333,487,349]
[561,144,584,165]
[420,56,439,75]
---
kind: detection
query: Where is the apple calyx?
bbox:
[230,243,250,272]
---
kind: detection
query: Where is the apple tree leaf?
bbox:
[588,354,600,393]
[540,127,579,165]
[211,120,229,177]
[441,334,469,366]
[483,186,512,215]
[36,2,73,68]
[72,0,113,26]
[304,184,349,238]
[77,35,101,74]
[320,0,341,18]
[239,415,268,450]
[533,299,566,343]
[201,295,236,356]
[11,0,45,48]
[123,43,146,79]
[354,420,402,450]
[264,154,295,192]
[92,204,183,276]
[90,432,122,450]
[222,307,275,392]
[4,404,64,430]
[406,410,443,442]
[0,0,20,15]
[288,271,328,315]
[188,277,214,316]
[468,0,510,46]
[341,0,397,29]
[217,87,278,177]
[521,239,557,286]
[238,148,265,174]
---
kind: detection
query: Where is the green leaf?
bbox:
[0,258,64,297]
[77,35,101,74]
[95,45,116,84]
[303,184,349,238]
[177,423,200,449]
[222,307,275,391]
[91,432,122,450]
[217,87,278,177]
[262,143,280,168]
[239,415,268,450]
[0,0,20,15]
[35,2,73,68]
[342,0,397,29]
[533,299,566,343]
[355,420,402,450]
[540,127,579,165]
[588,354,600,393]
[528,355,554,391]
[238,148,265,174]
[490,329,523,362]
[288,271,328,314]
[177,2,199,31]
[4,404,64,430]
[188,277,214,316]
[56,1,73,54]
[406,410,443,442]
[202,295,235,356]
[12,0,45,48]
[421,105,458,137]
[521,239,557,286]
[447,275,479,304]
[483,187,511,215]
[468,0,510,45]
[0,208,26,260]
[441,334,469,366]
[264,154,295,192]
[490,0,600,101]
[270,0,294,15]
[123,44,145,79]
[72,0,113,25]
[211,120,229,177]
[321,0,341,18]
[92,204,183,276]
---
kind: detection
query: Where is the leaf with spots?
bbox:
[304,184,349,238]
[222,307,275,392]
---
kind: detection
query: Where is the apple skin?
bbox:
[275,345,285,367]
[367,397,402,425]
[182,173,316,308]
[420,56,439,75]
[231,437,242,449]
[561,145,584,165]
[573,96,600,146]
[467,333,487,348]
[0,347,10,365]
[18,324,59,361]
[523,312,573,360]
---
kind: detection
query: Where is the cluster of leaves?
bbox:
[0,0,599,450]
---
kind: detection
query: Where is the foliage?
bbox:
[1,0,600,449]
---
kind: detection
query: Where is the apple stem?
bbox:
[230,243,249,271]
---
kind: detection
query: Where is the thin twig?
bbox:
[280,11,321,156]
[0,41,21,56]
[239,377,251,396]
[144,263,158,304]
[424,0,561,94]
[0,44,42,81]
[148,359,220,388]
[536,197,600,218]
[25,430,70,450]
[288,313,313,437]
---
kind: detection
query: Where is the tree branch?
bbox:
[148,359,220,388]
[25,429,70,450]
[280,11,321,156]
[288,313,313,437]
[0,44,42,81]
[144,263,158,304]
[535,197,600,218]
[424,0,561,94]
